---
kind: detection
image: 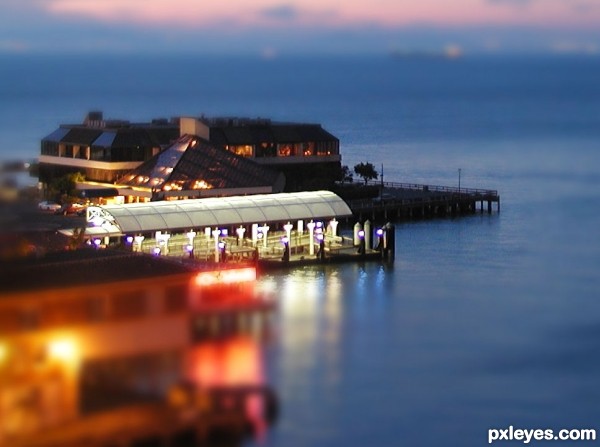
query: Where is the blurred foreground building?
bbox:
[0,249,276,446]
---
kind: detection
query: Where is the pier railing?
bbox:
[342,179,500,216]
[346,179,499,198]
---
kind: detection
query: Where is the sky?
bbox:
[2,0,600,55]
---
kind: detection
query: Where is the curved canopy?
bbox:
[87,191,352,234]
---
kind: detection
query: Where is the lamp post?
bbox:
[306,220,316,255]
[281,236,290,263]
[357,229,365,256]
[329,218,338,237]
[186,230,196,255]
[251,223,259,246]
[134,235,145,252]
[212,229,221,262]
[316,232,325,261]
[236,226,246,245]
[187,230,196,244]
[283,222,293,243]
[260,224,270,248]
[375,228,384,254]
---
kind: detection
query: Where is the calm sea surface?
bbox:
[2,54,600,446]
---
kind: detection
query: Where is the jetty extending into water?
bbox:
[343,180,500,222]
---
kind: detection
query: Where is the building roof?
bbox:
[117,134,285,192]
[207,121,339,146]
[0,249,194,294]
[41,115,179,149]
[87,191,352,234]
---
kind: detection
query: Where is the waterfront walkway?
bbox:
[344,180,500,221]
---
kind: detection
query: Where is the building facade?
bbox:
[39,112,179,185]
[181,116,342,191]
[39,113,343,202]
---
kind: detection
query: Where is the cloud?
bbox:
[259,4,300,21]
[486,0,532,4]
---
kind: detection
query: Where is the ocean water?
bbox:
[2,54,600,446]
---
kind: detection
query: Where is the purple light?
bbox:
[281,236,289,244]
[221,229,228,237]
[126,236,134,244]
[93,239,101,247]
[316,234,324,242]
[376,229,384,236]
[153,247,161,256]
[358,230,365,238]
[218,242,225,249]
[185,244,194,253]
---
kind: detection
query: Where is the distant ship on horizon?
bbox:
[390,45,463,60]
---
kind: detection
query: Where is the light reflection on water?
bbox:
[252,197,600,447]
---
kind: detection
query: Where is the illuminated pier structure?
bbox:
[59,190,394,268]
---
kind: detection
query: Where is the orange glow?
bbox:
[187,337,263,387]
[0,342,8,364]
[194,267,256,287]
[47,338,78,363]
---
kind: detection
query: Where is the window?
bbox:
[41,141,59,156]
[110,290,146,319]
[164,285,188,313]
[256,143,276,158]
[277,144,294,157]
[303,142,315,156]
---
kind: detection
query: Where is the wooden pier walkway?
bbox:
[344,180,500,222]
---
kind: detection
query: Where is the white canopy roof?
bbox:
[87,191,352,234]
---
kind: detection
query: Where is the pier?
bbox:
[343,180,500,221]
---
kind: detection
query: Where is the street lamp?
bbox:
[236,226,246,245]
[260,224,270,248]
[212,228,221,262]
[281,236,290,262]
[306,220,316,255]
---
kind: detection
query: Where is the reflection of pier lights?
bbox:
[306,220,316,255]
[134,235,145,252]
[212,229,221,262]
[236,226,246,245]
